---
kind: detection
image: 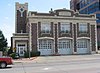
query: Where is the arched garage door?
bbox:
[58,39,73,55]
[38,39,54,55]
[77,39,90,54]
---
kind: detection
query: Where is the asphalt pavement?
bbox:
[13,54,100,63]
[1,54,100,73]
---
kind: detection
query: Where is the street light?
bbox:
[27,23,31,59]
[0,37,3,56]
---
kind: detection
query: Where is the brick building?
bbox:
[11,2,97,56]
[70,0,100,50]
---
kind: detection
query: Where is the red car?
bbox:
[0,57,13,68]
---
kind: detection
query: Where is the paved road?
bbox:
[1,55,100,73]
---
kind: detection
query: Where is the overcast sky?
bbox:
[0,0,70,46]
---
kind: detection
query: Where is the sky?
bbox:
[0,0,70,46]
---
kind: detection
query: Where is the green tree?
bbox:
[0,30,8,53]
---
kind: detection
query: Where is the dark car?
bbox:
[14,53,20,59]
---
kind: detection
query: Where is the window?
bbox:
[39,40,53,49]
[19,7,25,17]
[18,44,25,46]
[79,24,88,33]
[41,23,51,33]
[20,48,24,54]
[96,14,100,19]
[61,23,70,33]
[58,40,71,49]
[77,40,88,48]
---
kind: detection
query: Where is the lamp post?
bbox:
[27,22,32,59]
[0,37,3,56]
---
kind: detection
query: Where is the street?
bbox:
[1,54,100,73]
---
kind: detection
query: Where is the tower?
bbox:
[15,2,28,33]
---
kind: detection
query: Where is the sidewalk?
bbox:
[13,54,100,63]
[13,57,37,63]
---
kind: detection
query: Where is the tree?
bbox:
[7,48,13,56]
[0,30,8,53]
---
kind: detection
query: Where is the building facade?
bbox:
[70,0,100,49]
[11,2,97,56]
[70,0,80,11]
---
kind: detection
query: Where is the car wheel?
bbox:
[0,62,7,68]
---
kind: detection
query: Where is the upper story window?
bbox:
[79,23,88,33]
[41,23,51,33]
[60,23,70,33]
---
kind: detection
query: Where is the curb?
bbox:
[13,54,100,63]
[13,57,37,63]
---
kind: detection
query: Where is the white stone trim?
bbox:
[53,23,55,54]
[95,23,98,52]
[16,42,27,53]
[58,37,73,40]
[12,38,15,49]
[13,37,28,40]
[38,37,54,40]
[28,18,96,25]
[12,37,28,47]
[77,37,90,40]
[28,16,96,21]
[90,23,92,53]
[59,11,71,16]
[13,36,29,38]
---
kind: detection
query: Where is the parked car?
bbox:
[14,53,20,59]
[0,57,13,68]
[10,53,20,59]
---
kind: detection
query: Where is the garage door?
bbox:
[77,39,90,54]
[58,40,72,55]
[38,39,54,55]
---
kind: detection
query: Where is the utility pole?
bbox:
[29,23,31,59]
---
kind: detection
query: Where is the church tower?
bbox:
[15,2,28,33]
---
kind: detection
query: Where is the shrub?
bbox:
[31,51,40,57]
[24,51,29,58]
[10,53,16,59]
[24,51,40,58]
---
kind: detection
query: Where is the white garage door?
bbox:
[58,40,72,55]
[38,40,54,55]
[77,39,90,54]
